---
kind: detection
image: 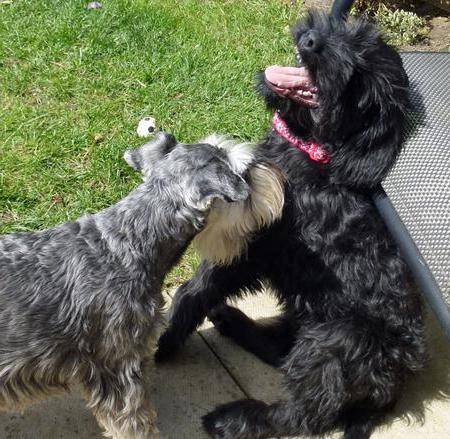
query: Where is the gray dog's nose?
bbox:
[299,30,322,52]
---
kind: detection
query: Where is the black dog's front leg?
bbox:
[155,258,263,362]
[203,398,390,439]
[203,399,309,439]
[208,305,295,366]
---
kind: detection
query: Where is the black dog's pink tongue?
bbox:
[265,66,313,89]
[264,65,319,108]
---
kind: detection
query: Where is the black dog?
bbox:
[156,12,426,439]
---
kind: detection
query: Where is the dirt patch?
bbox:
[399,1,450,51]
[0,210,18,224]
[301,1,449,51]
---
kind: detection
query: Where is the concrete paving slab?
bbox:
[0,391,101,439]
[199,293,285,402]
[372,312,450,439]
[151,333,245,439]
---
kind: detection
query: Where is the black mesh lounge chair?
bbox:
[332,0,450,337]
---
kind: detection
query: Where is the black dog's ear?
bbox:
[329,117,405,189]
[124,131,177,174]
[329,53,410,189]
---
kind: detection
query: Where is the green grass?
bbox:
[0,0,303,284]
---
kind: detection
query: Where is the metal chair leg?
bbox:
[372,186,450,339]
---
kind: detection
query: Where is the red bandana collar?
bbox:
[272,112,331,164]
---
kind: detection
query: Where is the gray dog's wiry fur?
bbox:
[0,131,284,438]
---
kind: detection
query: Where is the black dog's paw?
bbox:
[154,330,181,363]
[202,410,227,439]
[202,399,268,439]
[208,305,249,338]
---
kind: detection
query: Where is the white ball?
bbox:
[87,2,103,10]
[137,117,157,137]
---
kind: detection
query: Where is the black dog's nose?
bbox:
[299,30,322,52]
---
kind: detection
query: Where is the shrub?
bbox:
[375,4,428,46]
[352,1,428,46]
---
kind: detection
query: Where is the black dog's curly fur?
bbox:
[156,12,426,438]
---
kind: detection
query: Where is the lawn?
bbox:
[0,0,302,284]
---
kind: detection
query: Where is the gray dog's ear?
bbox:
[124,131,177,174]
[190,168,251,211]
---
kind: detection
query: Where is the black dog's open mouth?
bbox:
[264,49,318,108]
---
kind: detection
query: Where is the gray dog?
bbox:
[0,132,284,438]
